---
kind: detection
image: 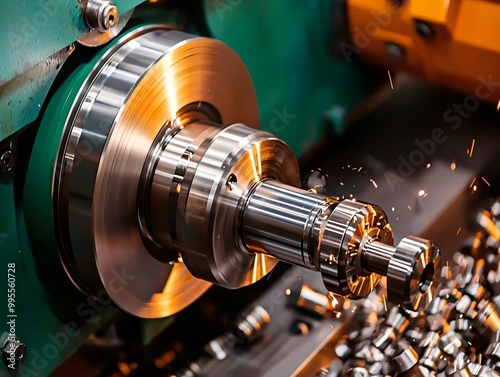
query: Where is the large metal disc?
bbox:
[56,26,259,317]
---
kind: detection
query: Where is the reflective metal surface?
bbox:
[176,124,299,287]
[53,25,439,319]
[78,8,134,47]
[243,180,331,269]
[386,236,441,311]
[55,26,258,317]
[392,346,418,373]
[316,199,393,300]
[243,186,438,309]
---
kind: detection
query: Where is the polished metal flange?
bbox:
[54,26,261,317]
[316,199,394,299]
[175,124,300,287]
[387,236,441,311]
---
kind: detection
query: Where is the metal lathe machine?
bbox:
[1,1,499,376]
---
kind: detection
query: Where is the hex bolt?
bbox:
[444,352,472,376]
[84,0,119,32]
[1,337,26,370]
[415,20,435,40]
[0,150,14,173]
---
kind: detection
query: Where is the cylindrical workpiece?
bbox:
[362,240,396,276]
[243,180,336,270]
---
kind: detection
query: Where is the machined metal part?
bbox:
[204,305,270,361]
[243,187,440,309]
[1,335,26,370]
[288,284,338,317]
[328,199,500,377]
[84,0,119,31]
[79,1,133,47]
[54,26,260,317]
[50,24,439,318]
[234,306,271,343]
[0,150,14,173]
[474,300,500,335]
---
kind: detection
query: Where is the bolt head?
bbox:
[101,4,119,30]
[2,339,26,369]
[0,151,14,173]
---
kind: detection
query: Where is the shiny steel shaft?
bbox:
[243,180,336,270]
[44,25,441,318]
[242,180,441,309]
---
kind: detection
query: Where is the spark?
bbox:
[387,70,394,90]
[426,163,431,169]
[339,182,344,186]
[450,162,457,171]
[329,292,339,307]
[418,189,425,197]
[456,227,462,235]
[285,288,291,296]
[470,177,477,188]
[382,294,388,312]
[370,179,378,189]
[469,139,475,157]
[408,205,412,211]
[391,207,395,212]
[472,185,477,192]
[482,176,491,186]
[497,99,500,111]
[358,167,363,172]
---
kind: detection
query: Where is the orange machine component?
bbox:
[345,0,500,103]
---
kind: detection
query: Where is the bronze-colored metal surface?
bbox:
[56,26,259,318]
[54,25,439,320]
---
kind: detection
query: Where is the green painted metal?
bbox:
[17,24,134,376]
[0,3,372,374]
[17,18,189,374]
[0,0,146,144]
[0,162,117,376]
[0,47,71,146]
[0,0,143,83]
[205,0,368,157]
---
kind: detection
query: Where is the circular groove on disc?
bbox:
[57,26,259,318]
